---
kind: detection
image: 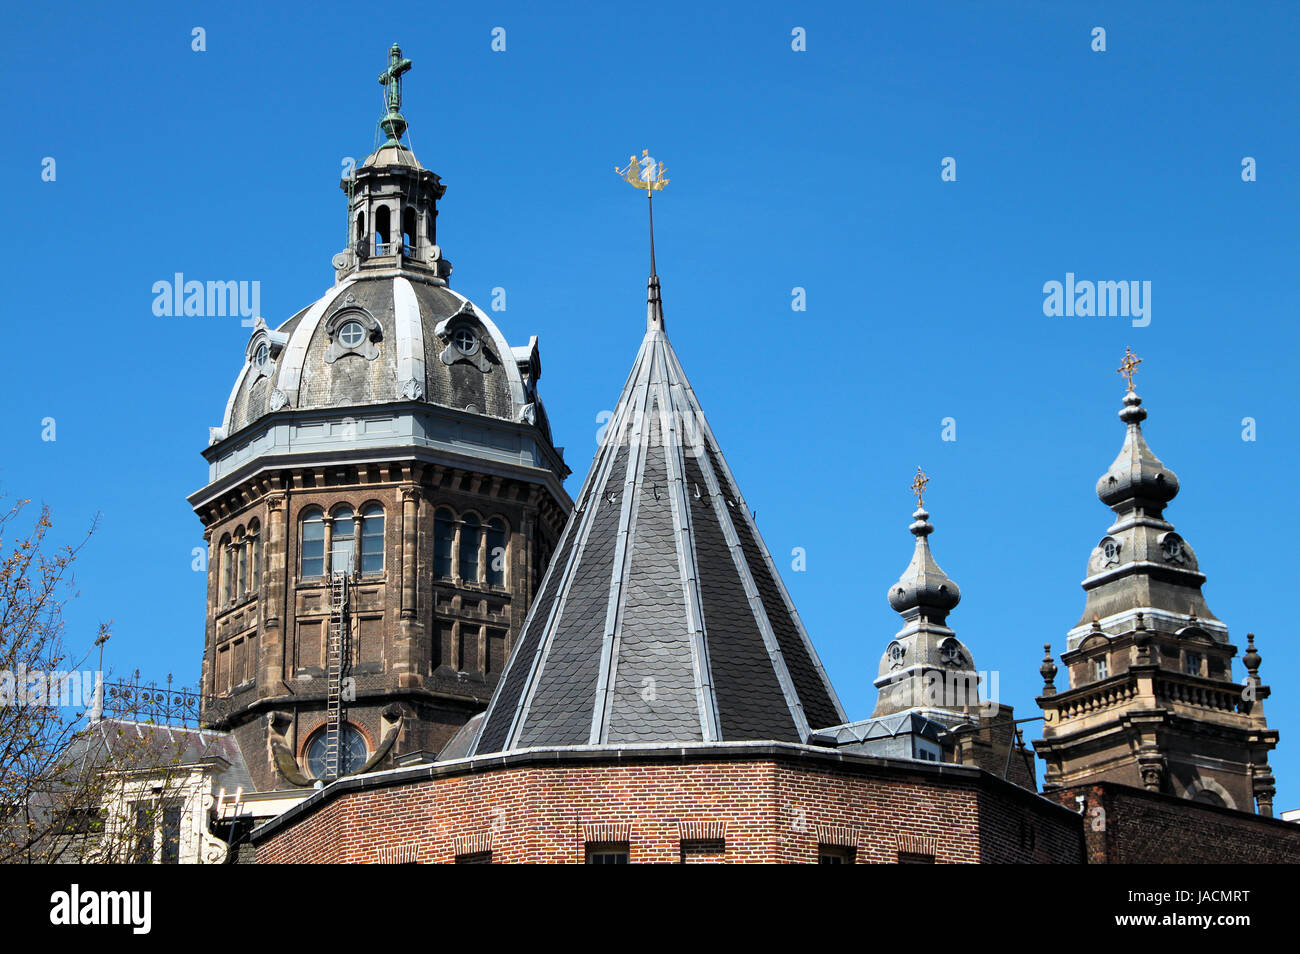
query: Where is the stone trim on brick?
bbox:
[678,820,727,842]
[896,832,938,856]
[453,832,493,857]
[583,822,632,843]
[815,823,859,848]
[376,843,419,864]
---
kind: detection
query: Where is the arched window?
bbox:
[402,207,416,251]
[433,508,455,579]
[459,514,481,583]
[331,507,356,575]
[300,509,325,579]
[360,504,384,576]
[305,724,368,779]
[375,205,391,254]
[486,518,508,587]
[354,210,365,246]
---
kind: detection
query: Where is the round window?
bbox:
[453,327,479,355]
[306,725,368,779]
[254,342,270,369]
[339,320,366,348]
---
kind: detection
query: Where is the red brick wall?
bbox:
[255,751,1084,864]
[1050,782,1300,863]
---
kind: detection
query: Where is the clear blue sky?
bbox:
[3,2,1297,807]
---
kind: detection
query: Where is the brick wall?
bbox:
[253,746,1085,864]
[1050,782,1300,863]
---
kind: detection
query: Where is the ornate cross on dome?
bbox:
[1117,347,1142,392]
[911,467,929,507]
[378,44,413,144]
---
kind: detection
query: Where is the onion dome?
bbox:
[1070,353,1223,648]
[887,506,962,623]
[873,482,979,723]
[1096,390,1180,516]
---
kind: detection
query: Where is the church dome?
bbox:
[210,44,552,449]
[217,275,550,443]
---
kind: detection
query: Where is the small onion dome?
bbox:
[887,507,962,620]
[1096,390,1180,514]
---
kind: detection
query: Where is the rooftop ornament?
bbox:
[378,43,413,145]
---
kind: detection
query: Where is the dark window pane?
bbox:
[161,805,182,864]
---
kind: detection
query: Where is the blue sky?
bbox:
[3,2,1297,806]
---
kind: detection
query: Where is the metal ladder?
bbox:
[325,569,349,780]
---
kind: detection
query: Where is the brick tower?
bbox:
[189,46,570,792]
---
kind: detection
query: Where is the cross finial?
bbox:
[1117,347,1142,393]
[910,466,930,508]
[378,43,413,145]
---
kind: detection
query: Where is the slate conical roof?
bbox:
[469,277,844,754]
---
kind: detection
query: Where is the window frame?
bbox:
[299,508,326,580]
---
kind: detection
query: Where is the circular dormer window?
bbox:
[254,342,270,369]
[453,327,479,355]
[339,320,366,348]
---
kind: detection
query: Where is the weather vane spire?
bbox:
[616,150,669,278]
[378,43,413,145]
[911,467,930,508]
[1117,347,1142,393]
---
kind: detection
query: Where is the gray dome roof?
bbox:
[1096,391,1179,513]
[886,507,961,620]
[217,273,549,442]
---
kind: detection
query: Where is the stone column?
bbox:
[260,493,288,692]
[396,486,421,688]
[400,487,418,619]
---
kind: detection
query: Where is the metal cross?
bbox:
[911,467,929,507]
[378,44,413,144]
[1117,348,1142,392]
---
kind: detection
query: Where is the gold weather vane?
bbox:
[616,150,669,191]
[616,149,670,277]
[1117,348,1142,392]
[911,467,930,508]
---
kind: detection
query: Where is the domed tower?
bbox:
[860,473,1033,787]
[873,482,977,724]
[1034,351,1278,814]
[188,45,571,792]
